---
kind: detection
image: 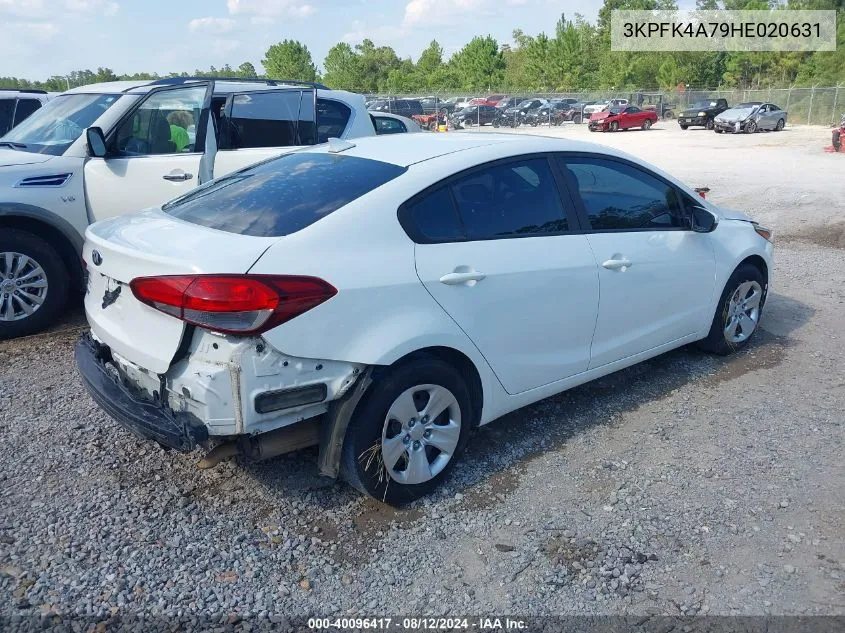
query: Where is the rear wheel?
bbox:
[642,119,652,130]
[705,119,715,130]
[573,114,582,124]
[340,358,473,505]
[697,263,766,355]
[715,128,723,134]
[680,124,688,130]
[0,229,69,340]
[775,118,784,131]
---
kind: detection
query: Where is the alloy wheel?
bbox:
[0,251,49,322]
[724,280,763,344]
[380,384,462,485]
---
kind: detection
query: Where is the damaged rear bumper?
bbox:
[75,333,208,451]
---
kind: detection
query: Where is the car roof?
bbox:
[62,78,336,97]
[303,133,620,168]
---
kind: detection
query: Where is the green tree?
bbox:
[237,62,258,78]
[452,35,505,90]
[322,42,360,90]
[262,39,317,81]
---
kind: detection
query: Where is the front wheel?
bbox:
[697,263,766,355]
[680,124,689,130]
[340,358,473,504]
[705,119,715,130]
[573,114,582,124]
[745,120,757,133]
[609,121,619,132]
[0,229,70,340]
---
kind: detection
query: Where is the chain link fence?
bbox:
[373,86,843,126]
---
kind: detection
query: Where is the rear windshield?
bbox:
[163,152,406,237]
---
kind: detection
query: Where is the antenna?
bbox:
[327,138,356,153]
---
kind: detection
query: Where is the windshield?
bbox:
[693,101,719,109]
[736,103,761,110]
[1,93,120,155]
[163,152,407,237]
[517,100,535,108]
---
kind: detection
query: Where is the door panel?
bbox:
[408,156,599,394]
[416,237,599,394]
[558,154,717,368]
[585,231,715,367]
[85,154,204,221]
[85,83,211,221]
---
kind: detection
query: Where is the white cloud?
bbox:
[288,4,315,17]
[188,16,236,34]
[403,0,491,28]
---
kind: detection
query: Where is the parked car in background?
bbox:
[494,97,520,110]
[470,94,507,106]
[714,102,787,134]
[0,77,376,339]
[678,99,729,130]
[420,97,454,115]
[559,102,595,124]
[450,105,499,128]
[0,89,55,136]
[75,133,773,504]
[367,98,425,118]
[372,112,422,135]
[524,101,579,126]
[502,98,548,119]
[589,106,658,132]
[583,99,629,116]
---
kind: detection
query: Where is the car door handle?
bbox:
[439,271,486,285]
[602,258,632,271]
[163,171,193,182]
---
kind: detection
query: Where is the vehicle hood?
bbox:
[681,108,713,116]
[590,112,613,121]
[716,107,757,122]
[0,149,54,167]
[713,206,754,222]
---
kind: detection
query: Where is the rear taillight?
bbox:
[129,275,337,335]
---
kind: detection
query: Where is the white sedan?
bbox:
[76,134,773,504]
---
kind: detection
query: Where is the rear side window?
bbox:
[450,158,568,240]
[374,116,407,135]
[225,91,314,149]
[561,157,687,230]
[406,187,463,242]
[317,99,351,143]
[13,98,41,126]
[0,99,14,136]
[163,152,406,237]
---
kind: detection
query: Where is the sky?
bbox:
[0,0,604,80]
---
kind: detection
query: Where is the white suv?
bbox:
[0,89,56,136]
[0,78,376,338]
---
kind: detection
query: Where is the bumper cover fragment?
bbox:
[75,333,208,451]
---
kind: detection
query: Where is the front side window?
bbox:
[13,98,42,126]
[450,158,569,240]
[561,157,688,231]
[163,152,406,237]
[2,93,120,155]
[114,86,206,156]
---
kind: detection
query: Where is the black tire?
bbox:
[715,128,723,134]
[834,129,842,152]
[0,229,70,340]
[680,124,688,130]
[642,119,652,130]
[705,118,715,130]
[745,120,757,134]
[696,263,766,355]
[573,114,582,124]
[492,120,500,128]
[609,121,619,132]
[775,118,784,131]
[340,357,473,505]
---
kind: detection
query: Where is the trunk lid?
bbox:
[83,208,279,373]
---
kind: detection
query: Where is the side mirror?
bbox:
[86,127,107,158]
[691,206,718,233]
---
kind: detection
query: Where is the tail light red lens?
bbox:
[129,275,337,335]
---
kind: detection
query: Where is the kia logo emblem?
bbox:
[91,250,103,266]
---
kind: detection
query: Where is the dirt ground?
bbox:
[1,122,843,623]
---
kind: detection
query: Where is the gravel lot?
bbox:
[1,122,844,625]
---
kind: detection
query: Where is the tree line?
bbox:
[2,0,843,94]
